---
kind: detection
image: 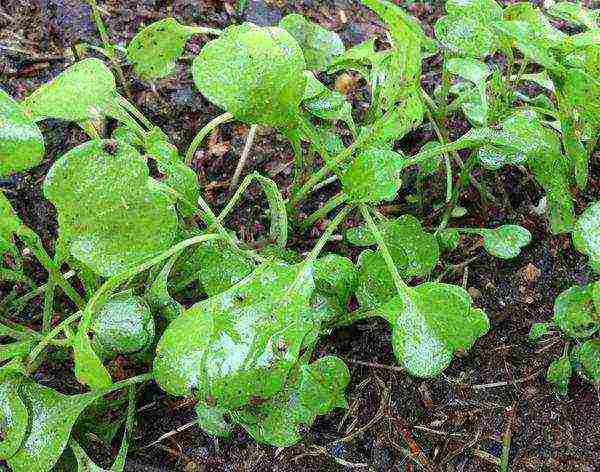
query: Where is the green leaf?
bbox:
[0,370,28,460]
[446,58,491,83]
[92,292,155,355]
[23,59,116,122]
[73,333,112,390]
[127,18,195,81]
[547,2,598,30]
[146,257,184,322]
[434,0,502,58]
[437,228,460,252]
[279,14,344,71]
[230,356,350,446]
[193,24,306,127]
[7,381,111,472]
[303,89,353,125]
[194,240,256,296]
[553,285,599,338]
[546,356,572,395]
[154,260,317,408]
[573,202,600,271]
[253,173,288,248]
[379,283,490,377]
[43,139,179,277]
[356,249,396,310]
[482,225,532,259]
[577,339,600,383]
[528,322,551,342]
[327,38,378,74]
[195,403,232,438]
[0,88,45,176]
[341,148,404,203]
[313,254,357,320]
[562,69,600,131]
[0,191,21,256]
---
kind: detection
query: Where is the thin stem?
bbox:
[8,270,75,315]
[291,109,396,206]
[27,311,82,365]
[303,205,354,267]
[289,131,305,197]
[17,228,85,309]
[117,94,153,130]
[212,173,255,226]
[231,124,257,189]
[77,234,222,333]
[303,192,348,229]
[185,112,234,165]
[42,276,56,334]
[403,141,467,168]
[360,205,411,300]
[86,0,132,97]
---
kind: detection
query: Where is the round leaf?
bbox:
[578,339,600,383]
[0,373,28,460]
[341,148,404,203]
[154,261,316,408]
[553,285,599,338]
[573,202,600,270]
[192,24,306,127]
[92,293,155,354]
[127,18,195,81]
[546,356,572,395]
[23,59,116,122]
[0,89,44,176]
[43,139,178,277]
[482,225,532,259]
[279,13,344,71]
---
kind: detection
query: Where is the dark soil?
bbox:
[1,1,599,471]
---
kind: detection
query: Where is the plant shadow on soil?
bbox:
[0,0,599,471]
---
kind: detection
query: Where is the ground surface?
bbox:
[1,0,599,471]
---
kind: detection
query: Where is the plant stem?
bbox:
[185,112,234,165]
[86,0,132,97]
[303,192,348,229]
[77,234,222,333]
[8,270,76,315]
[42,274,56,334]
[403,141,467,167]
[289,131,305,197]
[27,311,82,366]
[17,228,85,309]
[303,205,354,267]
[360,205,411,301]
[231,124,257,189]
[116,94,153,130]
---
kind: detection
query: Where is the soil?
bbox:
[1,1,599,471]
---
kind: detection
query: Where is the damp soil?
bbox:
[1,0,599,471]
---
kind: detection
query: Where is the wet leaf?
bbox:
[279,13,344,71]
[573,202,600,270]
[528,322,550,342]
[327,38,378,75]
[562,69,600,131]
[356,249,396,310]
[547,2,597,30]
[0,368,28,460]
[446,58,491,83]
[43,139,179,277]
[0,191,21,257]
[194,240,256,296]
[193,24,306,127]
[127,18,195,80]
[434,0,502,58]
[577,339,600,383]
[154,260,317,408]
[230,356,350,446]
[0,88,45,177]
[341,148,404,203]
[7,381,110,472]
[546,356,571,395]
[92,292,155,355]
[146,257,184,322]
[23,59,116,122]
[252,173,288,248]
[72,333,112,390]
[378,283,489,377]
[437,228,460,252]
[482,225,532,259]
[553,285,599,338]
[195,403,232,438]
[313,254,357,320]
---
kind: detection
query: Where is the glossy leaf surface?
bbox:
[127,18,195,80]
[23,59,116,122]
[482,225,532,259]
[0,88,45,176]
[280,14,344,71]
[44,139,178,277]
[553,284,599,338]
[193,24,306,127]
[154,260,317,408]
[573,202,600,270]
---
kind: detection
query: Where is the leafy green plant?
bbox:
[1,0,599,467]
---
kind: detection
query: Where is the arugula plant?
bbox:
[0,0,598,466]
